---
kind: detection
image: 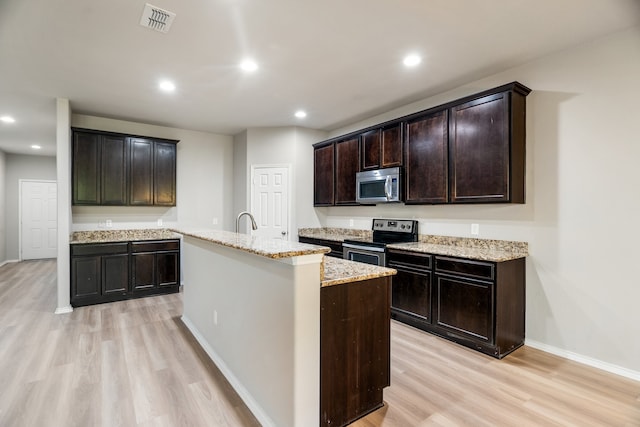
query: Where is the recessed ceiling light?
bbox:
[240,59,258,72]
[403,54,422,67]
[0,115,16,123]
[159,80,176,92]
[294,110,307,119]
[31,145,41,150]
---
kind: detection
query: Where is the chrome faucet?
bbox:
[235,211,258,234]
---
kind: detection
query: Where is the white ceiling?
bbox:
[1,0,639,157]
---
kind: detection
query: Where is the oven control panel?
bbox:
[372,219,417,233]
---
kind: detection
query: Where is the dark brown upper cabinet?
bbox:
[404,110,449,204]
[129,138,177,206]
[312,81,530,207]
[313,142,335,206]
[334,137,360,205]
[154,141,177,206]
[72,128,178,207]
[360,124,402,171]
[449,84,529,203]
[73,131,127,205]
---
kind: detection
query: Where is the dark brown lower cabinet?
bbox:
[388,249,525,359]
[71,239,180,307]
[321,276,391,427]
[388,250,432,326]
[297,236,343,258]
[132,240,180,293]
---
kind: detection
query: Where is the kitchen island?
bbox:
[173,228,395,427]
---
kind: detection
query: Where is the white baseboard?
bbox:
[54,305,73,315]
[0,259,20,268]
[525,339,640,382]
[180,315,275,427]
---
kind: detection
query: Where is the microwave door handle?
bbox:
[384,175,392,200]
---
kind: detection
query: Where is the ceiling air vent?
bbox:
[139,3,176,33]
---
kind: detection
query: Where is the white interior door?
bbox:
[21,180,58,260]
[251,166,289,240]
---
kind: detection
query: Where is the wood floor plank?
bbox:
[0,259,638,426]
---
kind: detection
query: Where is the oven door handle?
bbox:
[342,243,386,253]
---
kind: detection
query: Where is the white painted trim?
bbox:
[18,179,58,261]
[0,259,19,268]
[525,339,640,382]
[250,164,292,240]
[54,305,73,315]
[180,315,276,427]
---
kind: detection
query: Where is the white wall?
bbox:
[315,25,640,375]
[4,154,56,260]
[0,150,6,263]
[71,114,234,231]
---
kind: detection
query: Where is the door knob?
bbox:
[281,231,287,236]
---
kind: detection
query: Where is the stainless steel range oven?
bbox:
[343,219,418,266]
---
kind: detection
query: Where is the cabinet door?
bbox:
[360,129,380,171]
[129,138,154,205]
[381,124,402,168]
[435,275,494,343]
[154,142,177,206]
[72,132,101,205]
[131,252,156,291]
[314,143,335,206]
[101,135,128,205]
[450,92,509,203]
[335,137,359,205]
[102,254,129,295]
[71,256,101,299]
[391,267,432,323]
[405,111,448,204]
[156,251,178,287]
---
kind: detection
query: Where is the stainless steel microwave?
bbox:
[356,167,402,204]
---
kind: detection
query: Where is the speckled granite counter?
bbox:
[172,227,330,259]
[298,227,528,262]
[298,227,372,242]
[322,257,396,287]
[70,229,181,244]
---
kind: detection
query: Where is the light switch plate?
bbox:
[157,218,163,226]
[106,219,112,228]
[471,223,479,235]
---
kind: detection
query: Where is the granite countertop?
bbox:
[298,227,372,242]
[386,242,525,262]
[299,227,528,262]
[70,229,181,244]
[321,257,396,287]
[172,227,330,259]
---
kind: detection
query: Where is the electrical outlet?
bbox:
[471,223,479,236]
[105,219,112,228]
[349,219,354,227]
[98,221,106,228]
[157,218,163,227]
[212,218,218,225]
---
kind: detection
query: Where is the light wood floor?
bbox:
[1,260,639,426]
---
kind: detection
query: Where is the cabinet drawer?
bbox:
[435,256,494,281]
[387,250,432,271]
[131,240,180,253]
[71,242,129,256]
